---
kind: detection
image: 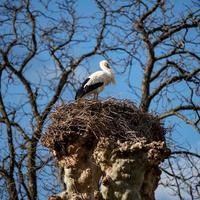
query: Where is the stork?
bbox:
[75,60,115,100]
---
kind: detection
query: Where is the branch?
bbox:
[0,71,15,174]
[174,112,200,133]
[19,1,37,73]
[168,159,183,199]
[160,167,182,180]
[149,67,200,101]
[2,53,40,121]
[41,69,72,122]
[139,0,162,22]
[135,1,163,111]
[156,50,200,62]
[159,105,200,119]
[48,2,77,71]
[150,63,169,82]
[171,151,200,159]
[0,70,19,200]
[0,117,30,141]
[153,20,199,47]
[16,155,32,200]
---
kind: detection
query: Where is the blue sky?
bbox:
[1,0,199,199]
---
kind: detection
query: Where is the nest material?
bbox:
[42,99,165,155]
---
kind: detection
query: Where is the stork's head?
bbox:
[100,60,116,84]
[100,60,112,71]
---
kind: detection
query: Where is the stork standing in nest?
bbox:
[75,60,115,100]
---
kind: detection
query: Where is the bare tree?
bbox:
[0,0,114,199]
[99,0,200,199]
[0,0,199,199]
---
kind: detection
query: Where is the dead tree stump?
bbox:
[42,99,170,200]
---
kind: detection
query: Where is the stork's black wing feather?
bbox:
[83,82,104,96]
[75,78,104,99]
[75,78,90,100]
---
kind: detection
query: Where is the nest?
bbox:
[42,99,165,156]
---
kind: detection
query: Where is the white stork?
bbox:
[75,60,115,100]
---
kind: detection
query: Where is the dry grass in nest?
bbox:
[41,98,165,155]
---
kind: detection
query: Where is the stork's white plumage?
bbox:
[75,60,115,100]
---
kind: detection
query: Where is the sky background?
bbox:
[1,0,199,199]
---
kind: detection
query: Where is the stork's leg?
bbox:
[93,93,98,100]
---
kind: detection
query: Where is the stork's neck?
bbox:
[100,65,115,84]
[102,67,113,75]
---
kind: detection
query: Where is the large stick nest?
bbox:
[42,99,165,155]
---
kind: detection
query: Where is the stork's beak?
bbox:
[106,63,111,69]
